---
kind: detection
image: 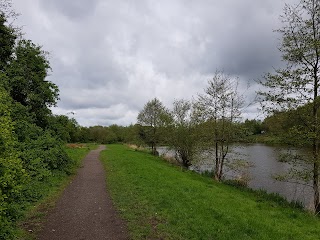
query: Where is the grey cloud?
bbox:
[13,0,299,126]
[39,0,98,19]
[194,1,286,80]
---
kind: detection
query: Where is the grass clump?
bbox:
[101,144,320,240]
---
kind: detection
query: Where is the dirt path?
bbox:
[38,145,129,240]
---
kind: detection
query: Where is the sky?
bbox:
[11,0,297,126]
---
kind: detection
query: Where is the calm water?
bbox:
[157,144,314,209]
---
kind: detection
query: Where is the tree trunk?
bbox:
[314,161,320,213]
[313,107,320,213]
[218,155,225,181]
[313,63,320,213]
[312,5,320,214]
[180,150,191,168]
[214,141,220,181]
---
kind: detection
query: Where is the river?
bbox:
[157,144,314,209]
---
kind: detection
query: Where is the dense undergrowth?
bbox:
[102,144,320,240]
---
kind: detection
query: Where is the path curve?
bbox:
[38,145,129,240]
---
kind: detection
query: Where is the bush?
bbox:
[19,131,74,176]
[0,87,27,239]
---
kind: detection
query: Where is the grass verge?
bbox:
[101,144,320,240]
[16,143,98,239]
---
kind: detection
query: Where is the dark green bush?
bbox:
[19,131,74,175]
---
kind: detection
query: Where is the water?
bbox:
[157,144,314,209]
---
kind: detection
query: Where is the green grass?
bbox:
[17,143,98,239]
[64,143,98,171]
[101,144,320,240]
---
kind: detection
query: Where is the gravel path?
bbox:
[38,145,129,240]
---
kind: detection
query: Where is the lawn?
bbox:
[101,144,320,240]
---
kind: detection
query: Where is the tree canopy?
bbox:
[5,39,59,128]
[137,98,170,155]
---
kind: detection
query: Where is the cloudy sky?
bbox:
[12,0,297,126]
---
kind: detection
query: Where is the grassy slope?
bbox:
[17,144,98,239]
[101,144,320,240]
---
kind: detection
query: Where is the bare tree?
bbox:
[195,71,243,181]
[169,99,197,168]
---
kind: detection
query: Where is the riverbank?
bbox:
[102,144,320,240]
[240,134,284,145]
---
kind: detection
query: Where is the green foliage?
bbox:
[72,124,143,145]
[137,98,171,155]
[74,126,90,143]
[88,126,113,144]
[241,119,262,136]
[262,104,316,146]
[0,86,25,191]
[167,99,198,167]
[47,115,79,142]
[20,131,73,174]
[0,11,16,71]
[122,124,144,145]
[5,39,59,128]
[0,87,27,239]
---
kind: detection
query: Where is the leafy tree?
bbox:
[5,39,59,128]
[195,71,243,181]
[88,126,108,143]
[261,111,289,135]
[242,119,262,136]
[137,98,170,155]
[108,124,125,142]
[0,12,15,71]
[47,115,79,142]
[97,126,119,144]
[122,124,144,145]
[74,126,90,143]
[261,107,312,145]
[259,0,320,213]
[169,99,198,168]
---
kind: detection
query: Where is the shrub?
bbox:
[19,131,74,176]
[0,87,27,238]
